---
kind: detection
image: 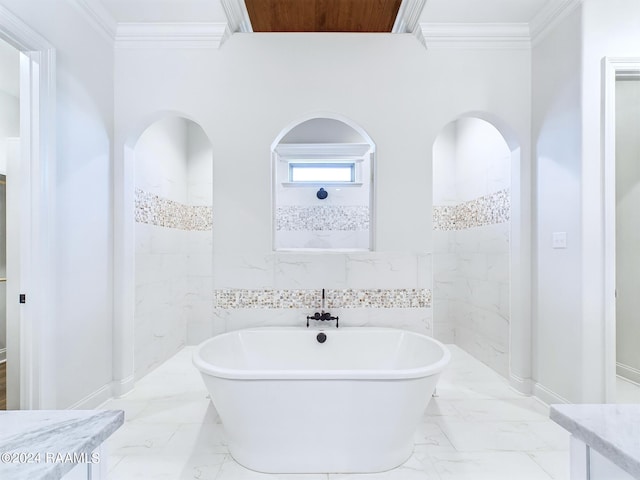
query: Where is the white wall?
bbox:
[532,6,584,404]
[615,78,640,384]
[531,0,640,404]
[0,0,114,408]
[433,117,511,377]
[581,0,640,402]
[115,34,530,354]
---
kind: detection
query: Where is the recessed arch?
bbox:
[113,111,214,395]
[271,113,376,251]
[431,112,531,394]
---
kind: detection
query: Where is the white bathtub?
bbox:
[193,327,450,474]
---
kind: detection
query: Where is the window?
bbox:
[289,162,355,183]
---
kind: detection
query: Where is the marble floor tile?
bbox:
[437,421,557,452]
[109,453,226,480]
[527,451,570,480]
[216,455,329,479]
[413,422,456,453]
[103,345,569,480]
[161,423,228,456]
[616,376,640,403]
[428,451,554,480]
[133,397,218,424]
[107,422,182,456]
[448,397,549,422]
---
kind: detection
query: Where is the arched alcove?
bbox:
[128,115,213,380]
[272,115,375,251]
[432,114,530,390]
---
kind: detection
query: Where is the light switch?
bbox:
[552,232,567,249]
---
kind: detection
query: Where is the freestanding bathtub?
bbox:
[193,327,450,474]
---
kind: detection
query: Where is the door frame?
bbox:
[0,5,56,409]
[602,57,640,403]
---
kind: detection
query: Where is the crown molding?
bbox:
[67,0,117,43]
[275,143,372,160]
[420,23,531,49]
[0,4,54,51]
[530,0,583,46]
[392,0,427,34]
[115,23,228,49]
[220,0,252,34]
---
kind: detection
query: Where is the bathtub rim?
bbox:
[193,326,451,381]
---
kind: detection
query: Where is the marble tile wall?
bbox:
[433,192,510,377]
[135,224,190,380]
[186,251,435,342]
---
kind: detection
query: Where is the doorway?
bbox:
[0,35,20,410]
[604,58,640,403]
[0,5,56,409]
[604,60,640,403]
[431,113,531,394]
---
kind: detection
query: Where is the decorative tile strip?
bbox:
[213,288,431,309]
[135,188,213,231]
[433,189,510,231]
[276,205,369,231]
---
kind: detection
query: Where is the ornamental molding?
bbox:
[115,22,228,49]
[530,0,583,46]
[420,23,531,49]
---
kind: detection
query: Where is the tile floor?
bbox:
[616,375,640,403]
[101,345,570,480]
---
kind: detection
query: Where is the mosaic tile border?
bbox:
[213,288,431,309]
[276,205,369,231]
[433,189,510,231]
[135,188,213,231]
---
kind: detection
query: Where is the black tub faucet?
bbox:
[306,288,339,328]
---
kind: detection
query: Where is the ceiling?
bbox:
[98,0,553,29]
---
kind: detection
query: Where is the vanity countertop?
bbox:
[550,404,640,478]
[0,410,124,480]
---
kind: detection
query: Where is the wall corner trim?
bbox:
[220,0,252,34]
[530,0,583,46]
[420,23,531,49]
[115,22,228,49]
[67,383,113,410]
[509,373,533,395]
[68,0,118,43]
[533,382,572,406]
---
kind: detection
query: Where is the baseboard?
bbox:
[616,362,640,386]
[68,383,113,410]
[533,382,571,406]
[0,348,5,363]
[111,375,135,398]
[509,373,533,395]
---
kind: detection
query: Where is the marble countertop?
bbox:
[0,410,124,480]
[550,404,640,478]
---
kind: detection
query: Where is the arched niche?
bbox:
[132,115,213,380]
[272,116,375,251]
[431,113,531,394]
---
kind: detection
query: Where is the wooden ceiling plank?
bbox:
[245,0,402,33]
